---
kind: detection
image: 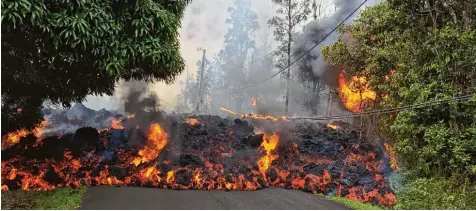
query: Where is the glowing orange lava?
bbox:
[131,123,168,166]
[220,107,237,115]
[186,118,199,125]
[327,124,339,129]
[338,72,376,112]
[258,133,279,176]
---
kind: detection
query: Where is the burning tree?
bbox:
[322,1,476,209]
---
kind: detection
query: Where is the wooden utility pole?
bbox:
[284,1,292,115]
[195,48,206,112]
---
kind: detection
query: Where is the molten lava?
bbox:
[185,118,199,125]
[257,133,279,176]
[338,72,376,112]
[1,115,397,207]
[2,120,49,150]
[327,124,339,130]
[220,107,237,115]
[131,123,168,166]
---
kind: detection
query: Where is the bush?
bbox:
[395,178,476,210]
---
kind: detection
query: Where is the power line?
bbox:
[287,94,474,121]
[226,0,369,91]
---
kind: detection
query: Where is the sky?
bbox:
[82,0,340,112]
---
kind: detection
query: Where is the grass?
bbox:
[326,195,384,210]
[1,186,87,210]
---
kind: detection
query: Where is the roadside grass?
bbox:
[1,186,87,210]
[319,194,385,210]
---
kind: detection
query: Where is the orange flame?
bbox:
[186,118,199,125]
[338,72,376,112]
[220,107,237,115]
[327,124,339,129]
[2,121,49,150]
[111,119,125,130]
[258,133,279,176]
[384,143,398,169]
[251,97,258,106]
[131,123,168,166]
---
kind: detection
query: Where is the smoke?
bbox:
[116,80,170,148]
[292,0,382,86]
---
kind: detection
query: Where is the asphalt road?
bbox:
[80,186,349,210]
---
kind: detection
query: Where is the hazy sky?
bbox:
[82,0,339,111]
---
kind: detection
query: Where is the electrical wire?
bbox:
[287,94,474,121]
[225,0,369,91]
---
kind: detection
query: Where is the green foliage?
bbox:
[325,195,383,210]
[322,1,476,209]
[1,186,87,210]
[395,178,476,210]
[1,0,190,134]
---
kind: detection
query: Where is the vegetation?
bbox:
[322,0,476,209]
[325,195,383,210]
[268,0,311,114]
[1,0,190,134]
[1,187,87,210]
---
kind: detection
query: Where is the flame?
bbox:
[338,72,376,112]
[128,113,136,119]
[131,123,168,166]
[220,107,237,115]
[384,143,398,169]
[258,133,279,176]
[251,97,258,106]
[2,121,49,150]
[186,118,199,125]
[327,124,339,129]
[16,108,23,113]
[111,119,125,130]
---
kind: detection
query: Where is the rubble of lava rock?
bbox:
[1,115,396,206]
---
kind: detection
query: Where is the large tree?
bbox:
[322,1,476,208]
[268,0,311,114]
[1,0,190,134]
[209,0,259,113]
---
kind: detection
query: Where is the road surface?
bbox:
[80,186,349,210]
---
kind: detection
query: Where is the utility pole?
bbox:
[284,1,292,115]
[184,63,189,111]
[195,48,206,112]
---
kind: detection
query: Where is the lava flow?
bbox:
[1,115,397,207]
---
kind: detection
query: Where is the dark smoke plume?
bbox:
[292,0,382,87]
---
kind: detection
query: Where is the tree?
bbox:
[322,1,476,207]
[268,0,311,115]
[209,0,259,113]
[1,0,190,134]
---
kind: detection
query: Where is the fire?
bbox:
[241,113,279,121]
[128,113,136,119]
[111,119,125,130]
[2,120,49,150]
[16,108,23,113]
[384,143,398,169]
[258,133,279,176]
[338,72,376,112]
[186,118,199,125]
[251,97,258,106]
[327,124,339,129]
[131,123,168,166]
[220,107,237,115]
